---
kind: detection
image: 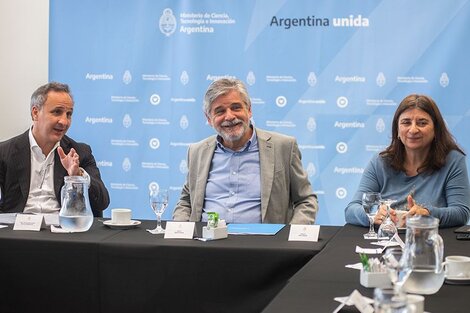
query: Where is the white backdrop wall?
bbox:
[0,0,49,141]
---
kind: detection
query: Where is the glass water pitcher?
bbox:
[401,215,445,295]
[59,176,93,232]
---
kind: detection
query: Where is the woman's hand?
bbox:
[373,204,397,224]
[406,195,430,216]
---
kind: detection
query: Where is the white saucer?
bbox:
[103,220,141,230]
[445,275,470,285]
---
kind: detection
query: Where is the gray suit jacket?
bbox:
[0,130,110,217]
[173,128,318,224]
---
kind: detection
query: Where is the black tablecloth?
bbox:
[0,219,339,313]
[0,221,122,313]
[262,224,470,313]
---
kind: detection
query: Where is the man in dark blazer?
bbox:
[173,78,318,224]
[0,82,109,217]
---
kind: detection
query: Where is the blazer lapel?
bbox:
[257,129,274,222]
[193,139,216,217]
[14,132,32,203]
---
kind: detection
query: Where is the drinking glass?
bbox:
[378,199,398,239]
[146,188,169,234]
[382,247,411,294]
[362,192,382,239]
[374,287,408,313]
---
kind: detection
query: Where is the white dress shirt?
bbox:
[24,128,61,213]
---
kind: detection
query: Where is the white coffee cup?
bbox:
[444,255,470,278]
[111,208,132,225]
[406,294,424,313]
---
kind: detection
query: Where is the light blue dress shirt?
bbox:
[202,129,262,223]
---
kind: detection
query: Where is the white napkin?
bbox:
[355,245,383,254]
[333,290,374,313]
[345,262,363,270]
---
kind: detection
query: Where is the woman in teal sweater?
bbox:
[345,94,470,228]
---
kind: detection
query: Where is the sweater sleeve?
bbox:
[427,152,470,227]
[344,155,382,226]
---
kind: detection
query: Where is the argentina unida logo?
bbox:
[159,8,177,37]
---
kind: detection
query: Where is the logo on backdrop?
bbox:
[246,71,256,86]
[306,162,316,177]
[376,72,386,87]
[376,118,386,133]
[336,96,348,108]
[440,72,449,88]
[307,117,317,132]
[122,158,132,172]
[336,142,348,153]
[123,114,132,128]
[336,187,347,199]
[179,160,189,174]
[307,72,317,87]
[180,115,189,130]
[123,70,132,84]
[180,71,189,85]
[149,138,160,150]
[149,182,160,192]
[159,8,177,37]
[150,94,161,105]
[276,96,287,107]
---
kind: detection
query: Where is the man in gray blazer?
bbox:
[0,82,109,217]
[173,78,317,224]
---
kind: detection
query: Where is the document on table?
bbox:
[227,223,285,235]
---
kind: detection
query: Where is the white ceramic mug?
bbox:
[111,208,132,225]
[444,255,470,278]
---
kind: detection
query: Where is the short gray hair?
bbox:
[30,82,73,111]
[203,78,251,116]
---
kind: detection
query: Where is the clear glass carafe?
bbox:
[59,176,93,232]
[401,215,445,295]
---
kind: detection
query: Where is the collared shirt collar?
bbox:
[29,126,60,158]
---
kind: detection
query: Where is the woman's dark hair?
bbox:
[380,94,464,173]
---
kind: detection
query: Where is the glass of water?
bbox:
[362,192,382,239]
[382,248,412,294]
[374,288,408,313]
[378,199,398,239]
[146,188,169,234]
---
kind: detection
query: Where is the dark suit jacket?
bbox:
[0,130,110,217]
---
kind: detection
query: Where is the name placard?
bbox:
[164,222,195,239]
[13,214,44,231]
[288,225,320,242]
